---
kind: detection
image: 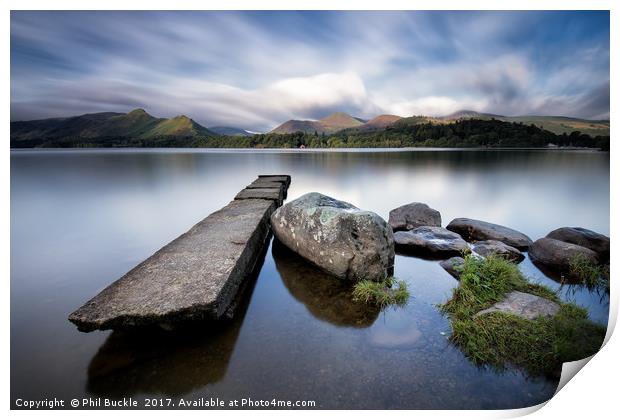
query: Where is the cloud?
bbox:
[10,11,610,130]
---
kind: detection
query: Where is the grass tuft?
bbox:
[568,253,609,293]
[441,254,606,377]
[353,277,410,309]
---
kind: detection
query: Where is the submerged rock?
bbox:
[270,192,394,282]
[472,240,524,263]
[529,237,599,273]
[394,226,468,258]
[546,227,610,262]
[446,218,532,250]
[440,257,465,280]
[475,291,560,320]
[388,202,441,231]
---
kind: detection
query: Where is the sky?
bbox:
[10,10,610,132]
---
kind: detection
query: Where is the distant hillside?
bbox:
[271,112,364,134]
[440,110,505,121]
[501,116,610,137]
[209,126,253,136]
[10,109,215,144]
[434,110,609,136]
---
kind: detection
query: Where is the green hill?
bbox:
[10,109,215,145]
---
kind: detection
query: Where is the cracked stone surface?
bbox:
[270,192,394,282]
[475,291,560,320]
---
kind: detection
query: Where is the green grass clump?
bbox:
[568,253,609,293]
[441,254,606,377]
[352,277,409,309]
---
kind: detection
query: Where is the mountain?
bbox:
[209,126,253,136]
[271,112,364,134]
[358,114,402,130]
[10,109,215,143]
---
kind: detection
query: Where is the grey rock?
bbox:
[69,175,290,332]
[270,192,394,282]
[235,187,284,205]
[529,237,599,273]
[472,240,524,262]
[546,227,610,262]
[258,174,291,187]
[394,226,468,258]
[440,257,465,280]
[446,218,532,250]
[389,202,441,231]
[475,291,560,320]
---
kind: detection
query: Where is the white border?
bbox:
[3,1,616,420]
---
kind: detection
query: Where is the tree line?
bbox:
[11,119,610,151]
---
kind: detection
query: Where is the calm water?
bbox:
[11,148,610,409]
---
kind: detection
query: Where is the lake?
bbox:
[10,148,610,409]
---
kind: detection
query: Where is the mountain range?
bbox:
[10,108,610,145]
[270,110,609,137]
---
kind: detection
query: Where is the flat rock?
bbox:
[529,237,599,274]
[258,174,291,187]
[235,187,284,205]
[69,175,290,332]
[440,257,465,280]
[446,218,532,250]
[394,226,468,258]
[472,240,524,262]
[271,192,394,282]
[546,227,610,262]
[475,291,560,320]
[389,202,441,231]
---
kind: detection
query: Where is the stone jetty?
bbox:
[69,175,291,332]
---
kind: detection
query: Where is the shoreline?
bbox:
[9,146,606,153]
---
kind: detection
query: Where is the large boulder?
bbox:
[446,218,532,250]
[472,240,524,263]
[529,237,599,273]
[270,192,394,282]
[394,226,468,258]
[546,227,610,262]
[388,202,441,231]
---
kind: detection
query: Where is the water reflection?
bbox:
[10,149,609,409]
[272,240,380,328]
[87,322,239,397]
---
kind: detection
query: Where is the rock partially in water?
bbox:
[446,218,532,250]
[394,226,468,258]
[439,257,465,280]
[272,240,380,328]
[546,227,610,262]
[388,202,442,231]
[529,237,599,274]
[475,291,560,320]
[270,192,394,282]
[472,240,524,263]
